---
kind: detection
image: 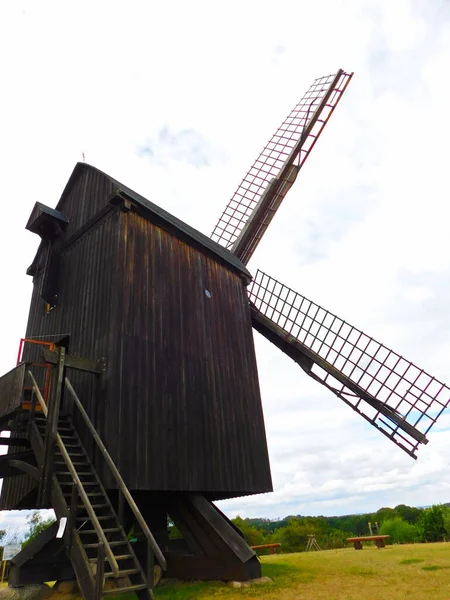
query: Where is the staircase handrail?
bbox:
[64,376,167,570]
[27,370,120,578]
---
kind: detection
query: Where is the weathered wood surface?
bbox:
[43,349,105,374]
[0,363,27,419]
[9,522,75,587]
[12,163,272,500]
[347,535,390,550]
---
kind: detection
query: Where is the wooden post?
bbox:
[67,483,78,550]
[147,543,154,594]
[39,346,65,506]
[28,389,37,438]
[95,543,105,600]
[117,490,124,528]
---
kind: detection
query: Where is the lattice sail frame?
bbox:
[249,270,450,459]
[211,69,353,263]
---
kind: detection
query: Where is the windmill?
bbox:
[209,68,449,460]
[0,68,448,597]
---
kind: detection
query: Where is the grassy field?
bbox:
[155,542,450,600]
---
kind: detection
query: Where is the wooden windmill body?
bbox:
[8,165,272,500]
[0,68,449,597]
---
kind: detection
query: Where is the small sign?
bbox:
[3,544,22,561]
[56,517,67,539]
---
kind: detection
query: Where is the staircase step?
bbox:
[56,471,92,476]
[55,452,85,457]
[76,515,114,522]
[83,540,128,549]
[63,493,106,503]
[79,528,122,535]
[102,584,148,596]
[78,503,110,510]
[104,568,140,578]
[90,554,133,562]
[60,482,100,487]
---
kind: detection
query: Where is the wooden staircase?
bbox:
[31,412,156,599]
[0,349,260,591]
[0,356,166,600]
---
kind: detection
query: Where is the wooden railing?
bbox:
[28,371,120,578]
[64,377,166,574]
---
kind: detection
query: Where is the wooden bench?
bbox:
[251,543,281,555]
[347,535,390,550]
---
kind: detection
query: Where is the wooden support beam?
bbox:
[40,346,65,506]
[166,494,260,581]
[43,349,106,375]
[0,451,37,479]
[8,460,40,479]
[9,522,74,586]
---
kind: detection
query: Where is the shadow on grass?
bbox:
[151,559,316,599]
[421,565,450,571]
[262,562,295,578]
[399,558,424,565]
[262,558,316,586]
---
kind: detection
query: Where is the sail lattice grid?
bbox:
[249,270,450,458]
[211,70,353,253]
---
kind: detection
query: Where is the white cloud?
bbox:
[0,0,450,533]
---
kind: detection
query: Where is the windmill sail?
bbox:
[249,270,450,459]
[211,69,353,264]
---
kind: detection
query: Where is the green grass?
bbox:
[153,542,450,600]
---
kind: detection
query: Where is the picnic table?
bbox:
[347,535,390,550]
[251,543,281,555]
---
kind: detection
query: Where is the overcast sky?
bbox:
[1,0,450,536]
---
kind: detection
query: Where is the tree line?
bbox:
[2,504,450,556]
[230,503,450,553]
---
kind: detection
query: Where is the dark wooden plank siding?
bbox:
[111,212,272,497]
[56,165,117,241]
[0,364,27,419]
[2,172,272,507]
[0,471,37,510]
[0,209,122,510]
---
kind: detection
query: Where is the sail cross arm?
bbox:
[249,270,450,459]
[250,306,428,450]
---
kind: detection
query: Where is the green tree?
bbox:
[376,507,399,526]
[379,517,418,544]
[442,506,450,540]
[23,512,55,547]
[417,505,446,543]
[395,504,422,525]
[269,518,317,553]
[232,516,266,547]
